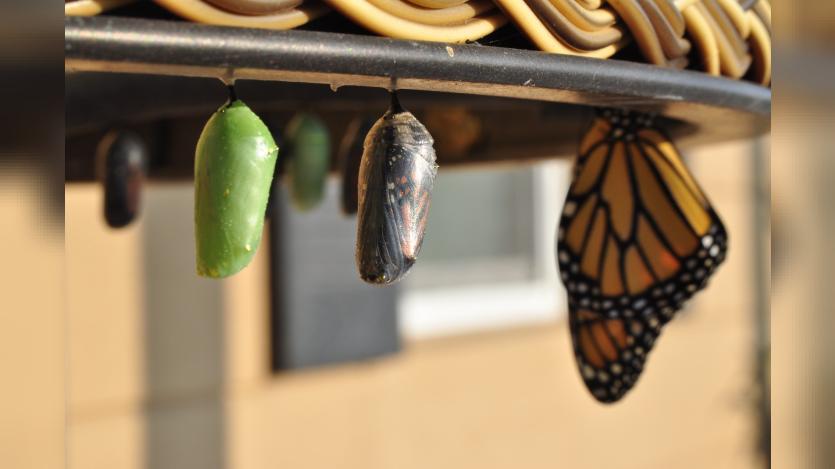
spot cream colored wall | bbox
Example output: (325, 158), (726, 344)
(0, 172), (65, 469)
(770, 100), (824, 469)
(66, 140), (763, 469)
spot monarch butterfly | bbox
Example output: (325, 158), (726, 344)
(557, 108), (727, 403)
(356, 92), (438, 285)
(194, 86), (279, 278)
(285, 112), (331, 212)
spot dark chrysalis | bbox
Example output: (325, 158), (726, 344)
(338, 117), (375, 215)
(97, 130), (147, 228)
(355, 92), (438, 285)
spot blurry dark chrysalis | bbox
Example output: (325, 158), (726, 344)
(97, 130), (147, 228)
(355, 92), (438, 285)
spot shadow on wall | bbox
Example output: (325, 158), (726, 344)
(142, 186), (225, 469)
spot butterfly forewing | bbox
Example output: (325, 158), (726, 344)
(557, 108), (728, 402)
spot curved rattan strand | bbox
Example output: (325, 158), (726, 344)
(67, 0), (772, 84)
(637, 0), (690, 60)
(696, 2), (750, 78)
(526, 0), (624, 51)
(549, 0), (618, 31)
(715, 0), (750, 38)
(324, 0), (506, 43)
(155, 0), (327, 29)
(494, 0), (626, 57)
(365, 0), (493, 26)
(681, 2), (720, 75)
(65, 0), (137, 15)
(606, 0), (669, 65)
(406, 0), (469, 8)
(202, 0), (303, 15)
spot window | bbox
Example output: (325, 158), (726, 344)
(400, 160), (572, 339)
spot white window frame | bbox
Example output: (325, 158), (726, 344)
(398, 161), (571, 339)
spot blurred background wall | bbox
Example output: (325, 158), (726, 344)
(770, 1), (835, 468)
(0, 171), (65, 469)
(65, 138), (768, 469)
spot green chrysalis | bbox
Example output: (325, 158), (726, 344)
(194, 95), (278, 278)
(284, 113), (330, 211)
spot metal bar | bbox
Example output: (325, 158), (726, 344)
(65, 16), (770, 146)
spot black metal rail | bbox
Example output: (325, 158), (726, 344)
(65, 15), (770, 148)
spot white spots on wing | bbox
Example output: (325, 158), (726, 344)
(563, 201), (577, 216)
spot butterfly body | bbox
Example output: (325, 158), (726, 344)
(558, 109), (727, 402)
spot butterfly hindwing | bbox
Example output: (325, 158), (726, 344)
(557, 108), (728, 402)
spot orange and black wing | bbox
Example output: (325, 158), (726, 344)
(557, 108), (727, 403)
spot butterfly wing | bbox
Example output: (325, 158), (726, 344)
(557, 109), (727, 402)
